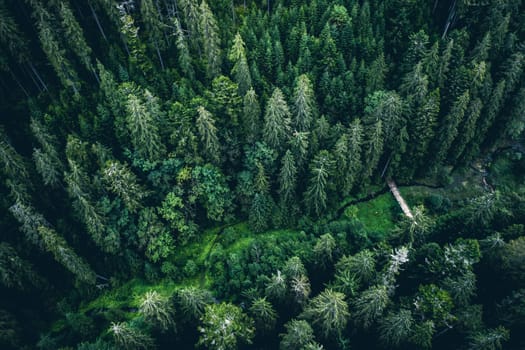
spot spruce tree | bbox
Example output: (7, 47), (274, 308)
(263, 88), (292, 150)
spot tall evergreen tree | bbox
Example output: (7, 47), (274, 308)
(199, 1), (221, 79)
(242, 88), (261, 143)
(278, 150), (297, 203)
(263, 88), (292, 150)
(196, 106), (220, 164)
(292, 74), (317, 132)
(125, 92), (165, 162)
(305, 150), (334, 217)
(229, 33), (252, 95)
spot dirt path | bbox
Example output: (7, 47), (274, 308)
(387, 178), (414, 219)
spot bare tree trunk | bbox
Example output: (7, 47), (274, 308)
(23, 65), (42, 92)
(28, 63), (48, 92)
(155, 43), (165, 70)
(91, 67), (100, 84)
(442, 0), (457, 39)
(88, 1), (108, 42)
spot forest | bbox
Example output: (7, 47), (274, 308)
(0, 0), (525, 349)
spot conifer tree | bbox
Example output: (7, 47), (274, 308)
(30, 117), (63, 187)
(172, 17), (194, 78)
(126, 92), (165, 162)
(196, 106), (220, 163)
(363, 119), (384, 178)
(102, 161), (145, 213)
(280, 319), (316, 350)
(433, 89), (470, 165)
(198, 303), (254, 350)
(249, 297), (277, 333)
(278, 150), (297, 203)
(109, 322), (154, 350)
(263, 88), (292, 150)
(378, 309), (415, 347)
(293, 74), (316, 132)
(140, 0), (166, 69)
(176, 287), (213, 322)
(31, 2), (79, 94)
(37, 226), (96, 285)
(139, 291), (175, 331)
(0, 242), (42, 290)
(57, 1), (93, 72)
(305, 150), (334, 217)
(229, 33), (252, 95)
(353, 285), (389, 328)
(179, 0), (200, 47)
(302, 289), (349, 338)
(8, 201), (49, 247)
(199, 1), (221, 79)
(242, 88), (261, 143)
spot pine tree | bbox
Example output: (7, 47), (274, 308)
(292, 74), (316, 132)
(433, 89), (470, 165)
(172, 17), (194, 78)
(139, 291), (175, 331)
(199, 1), (221, 79)
(363, 119), (384, 178)
(353, 285), (389, 329)
(117, 6), (152, 76)
(263, 88), (292, 150)
(30, 2), (80, 94)
(408, 89), (439, 173)
(305, 150), (334, 217)
(109, 322), (154, 350)
(196, 106), (220, 163)
(249, 297), (277, 333)
(278, 150), (297, 203)
(468, 326), (509, 350)
(378, 309), (415, 347)
(176, 287), (213, 322)
(102, 161), (145, 213)
(302, 289), (349, 338)
(0, 127), (30, 202)
(249, 192), (271, 233)
(229, 33), (252, 95)
(179, 0), (200, 47)
(30, 117), (63, 187)
(140, 0), (166, 69)
(198, 303), (255, 350)
(450, 98), (483, 163)
(335, 249), (376, 287)
(8, 201), (49, 246)
(280, 319), (316, 350)
(57, 1), (93, 72)
(37, 226), (96, 285)
(242, 88), (261, 143)
(125, 92), (165, 162)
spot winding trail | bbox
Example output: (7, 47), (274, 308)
(387, 178), (413, 219)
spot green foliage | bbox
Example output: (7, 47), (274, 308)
(109, 321), (154, 350)
(2, 1), (525, 349)
(139, 290), (175, 331)
(197, 303), (254, 350)
(302, 289), (349, 338)
(176, 287), (213, 322)
(280, 319), (316, 350)
(352, 285), (389, 329)
(263, 88), (291, 150)
(249, 297), (277, 333)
